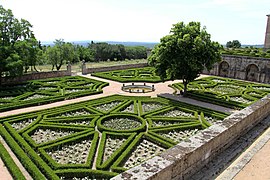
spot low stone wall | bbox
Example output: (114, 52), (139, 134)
(2, 68), (71, 85)
(82, 63), (148, 75)
(112, 94), (270, 180)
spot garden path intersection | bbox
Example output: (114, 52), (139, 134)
(0, 73), (270, 179)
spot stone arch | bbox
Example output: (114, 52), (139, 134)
(246, 64), (259, 82)
(218, 61), (230, 77)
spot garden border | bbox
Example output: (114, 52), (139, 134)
(112, 93), (270, 180)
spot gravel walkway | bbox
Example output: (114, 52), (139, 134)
(158, 93), (236, 114)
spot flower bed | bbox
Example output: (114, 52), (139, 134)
(92, 67), (168, 83)
(0, 76), (108, 112)
(172, 76), (270, 108)
(0, 95), (228, 179)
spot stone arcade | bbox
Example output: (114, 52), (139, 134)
(206, 55), (270, 83)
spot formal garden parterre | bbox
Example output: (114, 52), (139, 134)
(92, 67), (168, 83)
(172, 76), (270, 109)
(0, 95), (228, 179)
(0, 76), (108, 112)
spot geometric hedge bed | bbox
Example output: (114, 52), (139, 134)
(172, 76), (270, 109)
(0, 95), (228, 179)
(0, 76), (108, 112)
(92, 67), (168, 83)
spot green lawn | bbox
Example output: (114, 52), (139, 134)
(34, 59), (148, 73)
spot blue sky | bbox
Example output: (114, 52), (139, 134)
(1, 0), (270, 44)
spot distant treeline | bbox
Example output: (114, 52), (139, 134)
(40, 40), (148, 70)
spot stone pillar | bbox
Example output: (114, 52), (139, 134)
(67, 61), (72, 75)
(82, 60), (87, 75)
(264, 14), (270, 50)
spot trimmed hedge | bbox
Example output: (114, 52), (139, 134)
(149, 124), (203, 145)
(96, 132), (136, 170)
(22, 124), (90, 148)
(0, 94), (230, 179)
(0, 125), (47, 179)
(111, 133), (174, 173)
(172, 76), (270, 109)
(0, 140), (26, 180)
(39, 131), (98, 170)
(97, 114), (146, 133)
(0, 76), (108, 112)
(92, 67), (169, 83)
(55, 169), (118, 179)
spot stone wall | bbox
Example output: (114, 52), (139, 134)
(112, 94), (270, 180)
(1, 64), (72, 85)
(82, 62), (148, 75)
(204, 55), (270, 84)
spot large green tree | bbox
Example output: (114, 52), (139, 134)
(226, 40), (241, 48)
(0, 5), (38, 84)
(46, 39), (78, 71)
(148, 21), (222, 96)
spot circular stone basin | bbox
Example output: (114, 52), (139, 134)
(122, 83), (154, 93)
(97, 114), (146, 132)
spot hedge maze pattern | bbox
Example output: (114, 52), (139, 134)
(0, 95), (227, 179)
(0, 76), (108, 112)
(92, 67), (168, 83)
(172, 76), (270, 109)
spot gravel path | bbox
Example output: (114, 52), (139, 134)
(0, 156), (12, 180)
(158, 93), (236, 114)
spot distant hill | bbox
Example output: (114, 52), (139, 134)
(41, 40), (159, 48)
(41, 41), (263, 49)
(241, 44), (264, 48)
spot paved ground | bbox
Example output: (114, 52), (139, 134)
(158, 93), (236, 114)
(0, 158), (12, 180)
(0, 74), (270, 179)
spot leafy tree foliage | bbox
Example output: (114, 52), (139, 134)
(226, 40), (241, 48)
(148, 21), (222, 95)
(89, 42), (147, 61)
(39, 41), (147, 70)
(45, 39), (79, 70)
(0, 5), (40, 84)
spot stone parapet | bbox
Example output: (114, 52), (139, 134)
(1, 70), (71, 85)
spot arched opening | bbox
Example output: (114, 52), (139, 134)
(218, 61), (230, 77)
(246, 64), (259, 81)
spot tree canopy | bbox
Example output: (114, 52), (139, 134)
(226, 40), (241, 48)
(0, 5), (39, 84)
(148, 21), (222, 95)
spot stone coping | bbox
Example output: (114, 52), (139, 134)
(222, 54), (270, 61)
(112, 94), (270, 180)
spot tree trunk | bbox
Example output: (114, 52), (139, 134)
(33, 65), (38, 72)
(183, 82), (188, 97)
(182, 78), (188, 97)
(0, 74), (2, 86)
(56, 64), (61, 71)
